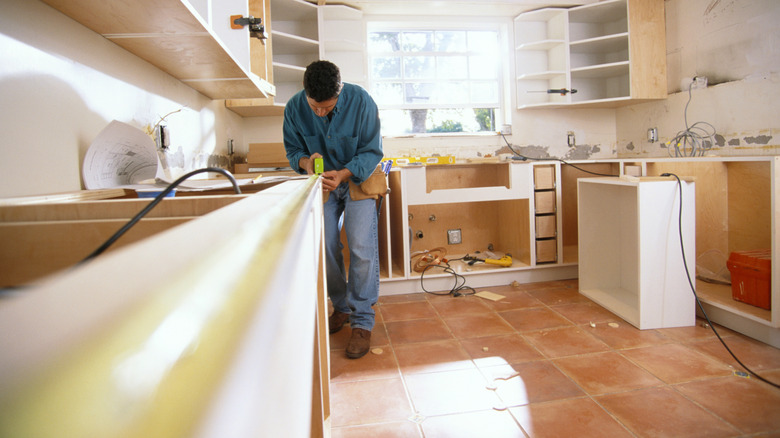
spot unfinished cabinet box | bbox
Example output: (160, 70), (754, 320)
(514, 0), (667, 108)
(578, 176), (696, 329)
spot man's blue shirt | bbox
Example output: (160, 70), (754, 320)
(283, 83), (383, 184)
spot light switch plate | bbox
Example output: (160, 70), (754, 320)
(447, 229), (462, 245)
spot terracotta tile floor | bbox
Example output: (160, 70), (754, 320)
(328, 280), (780, 438)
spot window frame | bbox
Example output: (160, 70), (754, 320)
(366, 19), (511, 137)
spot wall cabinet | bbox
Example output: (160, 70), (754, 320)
(41, 0), (275, 100)
(514, 0), (666, 108)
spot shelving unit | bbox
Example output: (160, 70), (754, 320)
(40, 0), (274, 99)
(321, 5), (366, 88)
(227, 0), (322, 117)
(513, 8), (569, 107)
(578, 177), (696, 329)
(514, 0), (666, 108)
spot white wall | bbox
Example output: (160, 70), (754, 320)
(0, 0), (245, 198)
(617, 0), (780, 158)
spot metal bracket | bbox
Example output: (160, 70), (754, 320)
(230, 15), (268, 41)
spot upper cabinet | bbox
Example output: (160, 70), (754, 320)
(514, 0), (666, 108)
(226, 0), (323, 117)
(320, 5), (366, 88)
(41, 0), (275, 100)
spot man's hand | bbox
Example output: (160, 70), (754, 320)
(299, 153), (323, 175)
(321, 168), (352, 192)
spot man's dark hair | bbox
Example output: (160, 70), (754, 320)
(303, 60), (341, 102)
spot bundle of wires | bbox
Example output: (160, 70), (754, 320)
(667, 78), (717, 157)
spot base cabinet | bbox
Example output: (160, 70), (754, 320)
(578, 177), (696, 329)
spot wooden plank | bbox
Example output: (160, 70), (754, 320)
(0, 196), (245, 222)
(425, 164), (510, 192)
(727, 161), (772, 252)
(627, 0), (667, 98)
(646, 161), (729, 261)
(0, 218), (192, 287)
(248, 142), (289, 167)
(0, 189), (132, 206)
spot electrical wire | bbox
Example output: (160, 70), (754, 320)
(499, 132), (617, 177)
(667, 80), (717, 157)
(79, 167), (242, 264)
(663, 172), (779, 389)
(419, 258), (476, 297)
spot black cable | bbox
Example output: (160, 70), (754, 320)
(419, 260), (476, 297)
(662, 172), (779, 389)
(79, 167), (241, 264)
(499, 132), (617, 177)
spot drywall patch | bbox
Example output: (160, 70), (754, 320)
(714, 134), (726, 147)
(728, 138), (740, 146)
(626, 142), (635, 151)
(743, 135), (772, 144)
(513, 145), (552, 159)
(564, 144), (599, 160)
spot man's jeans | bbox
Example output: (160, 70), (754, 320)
(323, 182), (380, 331)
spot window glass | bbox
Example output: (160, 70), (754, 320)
(368, 25), (502, 136)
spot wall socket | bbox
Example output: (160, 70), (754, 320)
(500, 124), (512, 135)
(648, 127), (658, 143)
(447, 229), (462, 245)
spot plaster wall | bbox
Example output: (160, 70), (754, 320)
(617, 0), (780, 158)
(0, 0), (245, 198)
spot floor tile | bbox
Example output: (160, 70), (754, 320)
(404, 368), (502, 416)
(498, 307), (572, 332)
(480, 361), (585, 406)
(675, 375), (780, 434)
(442, 313), (515, 339)
(330, 377), (414, 427)
(552, 351), (663, 395)
(550, 302), (621, 325)
(378, 293), (428, 304)
(596, 386), (739, 437)
(526, 286), (591, 306)
(384, 318), (453, 344)
(477, 289), (545, 311)
(510, 398), (634, 438)
(522, 326), (610, 358)
(331, 421), (422, 438)
(426, 294), (493, 317)
(420, 409), (524, 438)
(655, 318), (735, 343)
(394, 340), (475, 374)
(459, 334), (544, 367)
(330, 344), (400, 382)
(687, 334), (780, 371)
(587, 321), (672, 350)
(621, 343), (733, 384)
(379, 301), (438, 322)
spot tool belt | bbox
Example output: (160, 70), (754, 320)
(322, 164), (388, 202)
(349, 165), (388, 201)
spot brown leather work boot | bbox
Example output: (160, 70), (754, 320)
(328, 311), (350, 334)
(346, 328), (371, 359)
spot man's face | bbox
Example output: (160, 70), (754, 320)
(307, 96), (338, 118)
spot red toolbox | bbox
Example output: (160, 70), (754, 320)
(727, 249), (772, 310)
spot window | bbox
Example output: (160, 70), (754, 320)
(367, 26), (503, 136)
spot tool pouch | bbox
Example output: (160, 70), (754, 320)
(349, 165), (388, 201)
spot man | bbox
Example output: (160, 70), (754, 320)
(283, 60), (383, 359)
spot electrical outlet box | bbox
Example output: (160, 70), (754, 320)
(447, 229), (462, 245)
(500, 124), (512, 135)
(567, 131), (575, 147)
(648, 127), (658, 143)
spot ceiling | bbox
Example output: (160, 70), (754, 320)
(317, 0), (596, 17)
